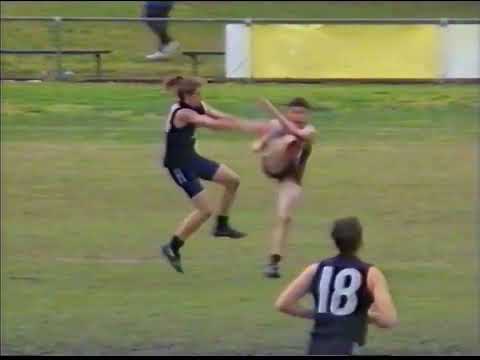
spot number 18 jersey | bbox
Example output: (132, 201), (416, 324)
(310, 255), (374, 346)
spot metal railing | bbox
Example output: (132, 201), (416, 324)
(2, 16), (480, 23)
(1, 17), (479, 80)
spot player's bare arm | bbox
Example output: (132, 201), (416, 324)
(367, 267), (398, 329)
(202, 101), (235, 120)
(274, 264), (318, 319)
(178, 108), (259, 133)
(202, 101), (273, 138)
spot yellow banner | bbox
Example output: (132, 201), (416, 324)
(252, 25), (441, 79)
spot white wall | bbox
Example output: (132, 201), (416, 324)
(225, 24), (251, 79)
(445, 24), (480, 79)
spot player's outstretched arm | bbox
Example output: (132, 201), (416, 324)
(367, 267), (398, 329)
(203, 101), (275, 137)
(202, 101), (235, 120)
(274, 264), (317, 319)
(179, 109), (265, 134)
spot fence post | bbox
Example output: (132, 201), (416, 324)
(440, 18), (449, 82)
(245, 18), (254, 83)
(53, 16), (64, 80)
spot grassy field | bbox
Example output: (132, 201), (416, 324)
(2, 1), (480, 78)
(1, 81), (479, 355)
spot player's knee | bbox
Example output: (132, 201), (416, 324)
(197, 207), (213, 220)
(225, 174), (240, 190)
(232, 175), (240, 189)
(197, 204), (213, 221)
(278, 215), (292, 225)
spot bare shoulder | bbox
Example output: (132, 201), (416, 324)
(307, 124), (317, 131)
(304, 263), (319, 276)
(303, 124), (317, 135)
(173, 108), (199, 127)
(177, 107), (195, 117)
(302, 124), (317, 143)
(367, 266), (387, 289)
(368, 266), (385, 278)
(176, 108), (197, 120)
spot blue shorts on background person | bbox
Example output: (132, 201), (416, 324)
(143, 1), (180, 60)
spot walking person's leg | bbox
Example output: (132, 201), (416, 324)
(157, 4), (180, 56)
(144, 4), (179, 60)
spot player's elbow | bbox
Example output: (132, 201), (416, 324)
(385, 313), (399, 328)
(274, 299), (290, 313)
(378, 320), (398, 329)
(377, 314), (398, 329)
(274, 299), (284, 311)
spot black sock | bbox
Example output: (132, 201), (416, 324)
(217, 215), (229, 228)
(270, 254), (282, 265)
(170, 236), (184, 256)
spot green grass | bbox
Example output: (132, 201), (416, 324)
(1, 1), (480, 78)
(1, 82), (479, 355)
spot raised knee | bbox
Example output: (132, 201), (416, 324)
(226, 174), (240, 189)
(232, 176), (240, 188)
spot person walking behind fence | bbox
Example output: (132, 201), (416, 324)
(143, 1), (180, 60)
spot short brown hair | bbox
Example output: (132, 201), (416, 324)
(288, 97), (311, 109)
(331, 217), (363, 256)
(176, 78), (202, 101)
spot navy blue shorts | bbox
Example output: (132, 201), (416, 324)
(166, 156), (220, 198)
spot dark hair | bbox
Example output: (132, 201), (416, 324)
(331, 217), (363, 256)
(176, 78), (202, 101)
(288, 97), (311, 109)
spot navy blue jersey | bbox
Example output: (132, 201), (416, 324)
(310, 255), (373, 346)
(163, 101), (206, 168)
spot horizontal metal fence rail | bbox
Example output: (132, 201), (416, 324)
(1, 17), (480, 24)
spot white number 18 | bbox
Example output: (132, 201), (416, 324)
(317, 266), (362, 316)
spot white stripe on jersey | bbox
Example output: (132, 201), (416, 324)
(165, 103), (181, 132)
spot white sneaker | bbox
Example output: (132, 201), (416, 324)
(145, 51), (169, 61)
(160, 41), (180, 56)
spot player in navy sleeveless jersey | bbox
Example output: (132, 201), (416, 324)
(275, 217), (398, 355)
(160, 77), (262, 273)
